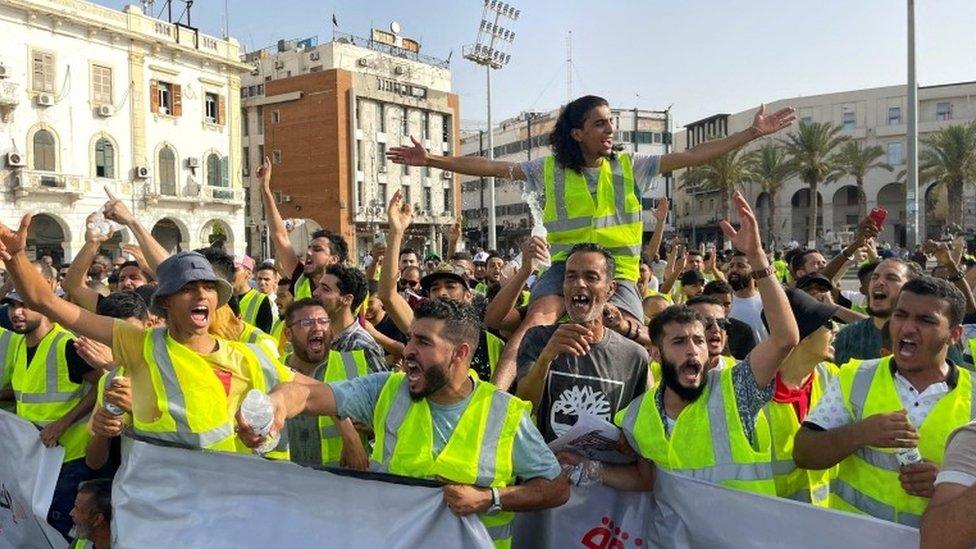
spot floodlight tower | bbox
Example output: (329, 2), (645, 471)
(463, 0), (519, 250)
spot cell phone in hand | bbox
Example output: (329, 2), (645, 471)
(869, 208), (887, 230)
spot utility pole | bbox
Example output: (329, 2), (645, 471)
(906, 0), (919, 249)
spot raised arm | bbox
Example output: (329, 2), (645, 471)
(484, 237), (547, 333)
(377, 190), (417, 335)
(0, 215), (114, 346)
(388, 136), (524, 179)
(642, 197), (669, 262)
(719, 193), (799, 387)
(257, 157), (301, 275)
(821, 217), (878, 283)
(63, 213), (114, 312)
(446, 219), (462, 259)
(925, 239), (976, 314)
(661, 105), (796, 173)
(102, 188), (169, 273)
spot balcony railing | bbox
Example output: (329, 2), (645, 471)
(12, 170), (88, 199)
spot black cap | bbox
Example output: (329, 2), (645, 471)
(762, 286), (839, 341)
(795, 273), (835, 292)
(679, 270), (706, 286)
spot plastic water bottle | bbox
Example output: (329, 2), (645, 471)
(239, 389), (280, 455)
(895, 446), (922, 467)
(104, 378), (125, 416)
(283, 218), (306, 233)
(88, 212), (123, 236)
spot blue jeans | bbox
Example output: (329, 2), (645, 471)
(48, 458), (89, 540)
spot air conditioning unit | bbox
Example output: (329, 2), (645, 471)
(393, 66), (404, 75)
(357, 58), (368, 67)
(135, 166), (151, 179)
(96, 104), (113, 117)
(0, 65), (8, 78)
(441, 171), (452, 180)
(36, 93), (55, 106)
(6, 151), (25, 167)
(274, 60), (285, 69)
(309, 51), (320, 61)
(186, 157), (200, 169)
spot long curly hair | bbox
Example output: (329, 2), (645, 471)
(550, 95), (610, 174)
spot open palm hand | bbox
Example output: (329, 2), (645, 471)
(751, 104), (797, 136)
(720, 192), (763, 257)
(0, 214), (32, 260)
(387, 136), (428, 167)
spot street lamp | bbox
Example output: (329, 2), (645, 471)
(464, 0), (519, 251)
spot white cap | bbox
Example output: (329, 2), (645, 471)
(473, 252), (490, 263)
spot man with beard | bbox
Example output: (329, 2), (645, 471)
(68, 479), (112, 549)
(795, 277), (975, 526)
(243, 299), (569, 548)
(312, 264), (385, 374)
(474, 252), (505, 296)
(566, 192), (799, 495)
(0, 287), (101, 539)
(257, 157), (348, 300)
(702, 280), (757, 360)
(233, 255), (274, 334)
(279, 298), (368, 470)
(727, 251), (769, 343)
(379, 190), (504, 382)
(832, 258), (922, 367)
(516, 243), (650, 443)
(685, 295), (737, 371)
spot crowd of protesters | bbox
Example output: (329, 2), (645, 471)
(1, 95), (975, 548)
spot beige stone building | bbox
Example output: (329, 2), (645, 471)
(670, 81), (976, 249)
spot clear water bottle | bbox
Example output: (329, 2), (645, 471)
(283, 218), (306, 233)
(88, 212), (123, 236)
(239, 389), (280, 455)
(104, 378), (125, 416)
(895, 446), (922, 467)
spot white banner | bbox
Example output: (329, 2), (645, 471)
(514, 470), (920, 549)
(112, 439), (493, 548)
(0, 410), (67, 549)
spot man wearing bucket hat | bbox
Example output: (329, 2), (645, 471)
(0, 214), (303, 458)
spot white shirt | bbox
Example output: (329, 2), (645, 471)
(729, 293), (768, 342)
(805, 363), (953, 430)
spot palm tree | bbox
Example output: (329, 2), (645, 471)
(917, 121), (976, 227)
(744, 141), (795, 246)
(827, 141), (893, 218)
(678, 144), (752, 228)
(781, 121), (849, 247)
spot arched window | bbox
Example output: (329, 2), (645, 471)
(158, 146), (176, 195)
(94, 138), (115, 178)
(206, 153), (221, 186)
(32, 129), (56, 171)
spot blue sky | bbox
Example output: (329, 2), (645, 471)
(99, 0), (974, 128)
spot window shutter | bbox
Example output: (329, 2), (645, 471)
(221, 156), (229, 186)
(150, 80), (159, 113)
(172, 84), (182, 117)
(218, 95), (226, 125)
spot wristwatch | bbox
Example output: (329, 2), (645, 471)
(750, 264), (775, 280)
(486, 487), (502, 516)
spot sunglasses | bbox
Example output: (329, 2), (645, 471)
(289, 317), (329, 328)
(702, 317), (731, 331)
(398, 279), (420, 288)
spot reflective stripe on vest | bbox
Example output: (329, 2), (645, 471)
(239, 290), (268, 326)
(542, 154), (643, 281)
(12, 330), (82, 403)
(0, 328), (15, 385)
(832, 357), (975, 525)
(316, 351), (368, 463)
(133, 329), (235, 449)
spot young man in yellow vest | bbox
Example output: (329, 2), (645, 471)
(0, 217), (315, 460)
(241, 299), (569, 548)
(388, 95), (796, 391)
(256, 156), (348, 300)
(279, 298), (369, 470)
(559, 193), (800, 495)
(378, 190), (504, 383)
(1, 287), (102, 539)
(794, 276), (976, 526)
(234, 254), (273, 334)
(68, 478), (112, 549)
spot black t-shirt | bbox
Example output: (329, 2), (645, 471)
(373, 314), (408, 345)
(727, 317), (758, 360)
(470, 331), (499, 383)
(238, 293), (274, 333)
(26, 339), (95, 384)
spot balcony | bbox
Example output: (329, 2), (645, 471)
(12, 170), (88, 201)
(202, 185), (245, 206)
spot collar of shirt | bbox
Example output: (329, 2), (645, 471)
(889, 357), (958, 391)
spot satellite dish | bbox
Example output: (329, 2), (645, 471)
(390, 21), (401, 34)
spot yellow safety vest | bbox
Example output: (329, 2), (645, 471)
(295, 274), (312, 300)
(831, 357), (975, 526)
(314, 350), (369, 464)
(0, 327), (23, 388)
(773, 260), (790, 284)
(239, 323), (280, 359)
(763, 362), (838, 505)
(132, 328), (290, 459)
(271, 318), (291, 355)
(371, 372), (529, 548)
(542, 154), (643, 281)
(615, 366), (776, 495)
(649, 355), (736, 388)
(70, 539), (93, 549)
(10, 324), (91, 462)
(485, 331), (503, 381)
(239, 289), (270, 328)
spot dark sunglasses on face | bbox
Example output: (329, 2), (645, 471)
(703, 317), (731, 331)
(398, 279), (420, 288)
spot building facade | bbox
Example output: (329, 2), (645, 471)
(670, 81), (976, 249)
(459, 107), (670, 254)
(241, 28), (459, 262)
(0, 0), (249, 264)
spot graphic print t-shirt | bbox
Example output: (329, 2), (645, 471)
(517, 324), (650, 442)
